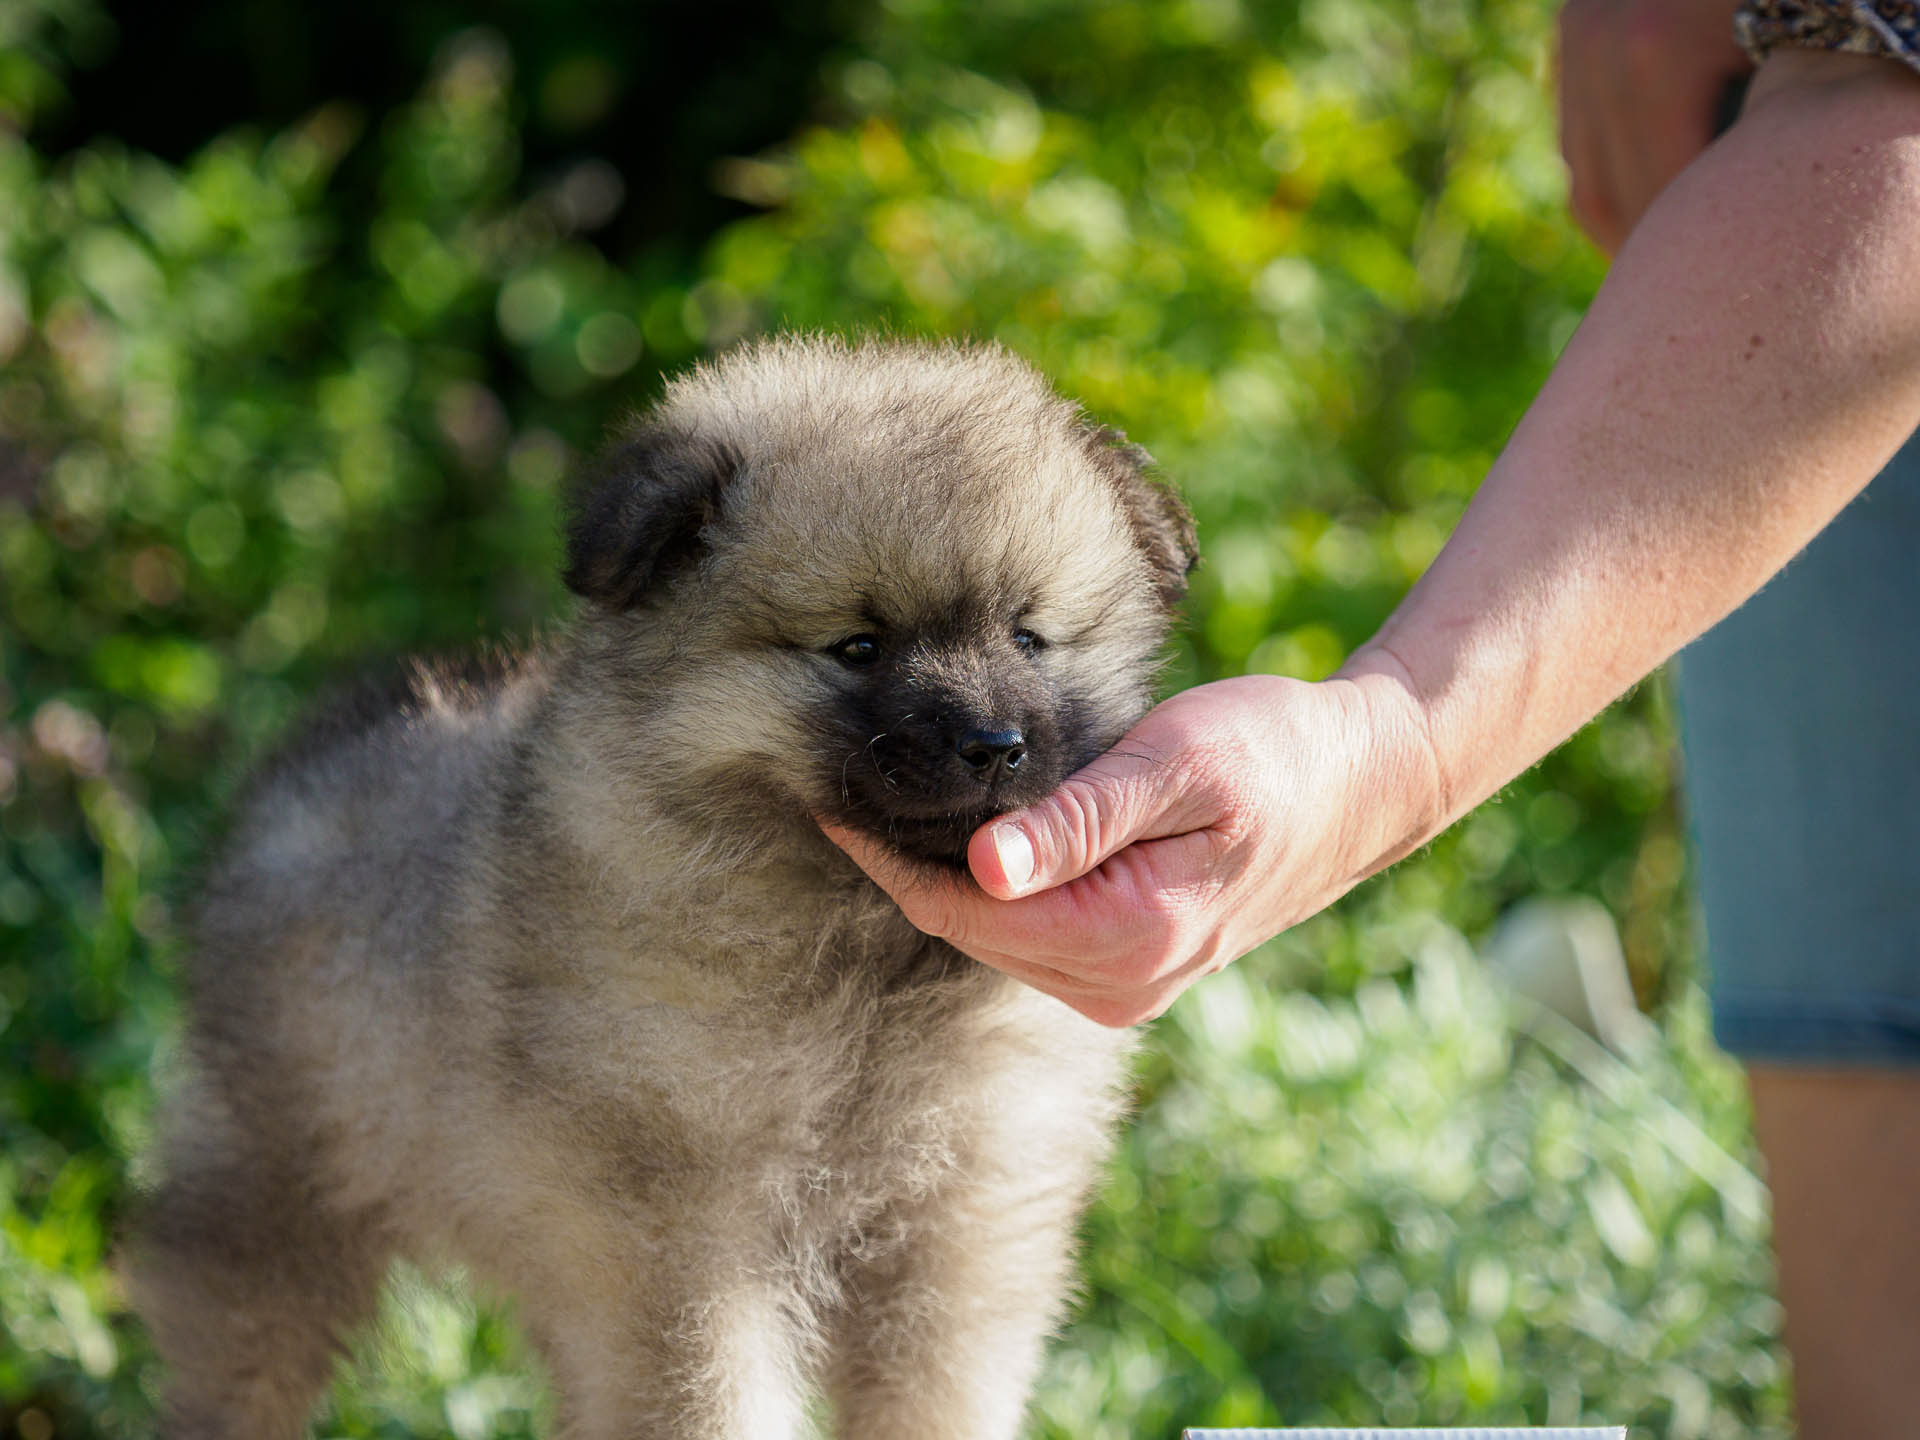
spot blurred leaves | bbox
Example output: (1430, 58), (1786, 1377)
(1039, 945), (1782, 1439)
(1, 1), (1779, 1437)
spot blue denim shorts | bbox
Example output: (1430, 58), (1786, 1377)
(1676, 429), (1920, 1065)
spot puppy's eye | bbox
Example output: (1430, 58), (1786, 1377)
(1013, 628), (1045, 653)
(831, 634), (882, 667)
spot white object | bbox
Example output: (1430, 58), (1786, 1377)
(1481, 895), (1654, 1054)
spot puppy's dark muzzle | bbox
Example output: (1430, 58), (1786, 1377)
(956, 727), (1025, 785)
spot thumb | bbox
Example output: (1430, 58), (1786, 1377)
(966, 724), (1212, 900)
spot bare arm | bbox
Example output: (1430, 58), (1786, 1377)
(827, 48), (1920, 1026)
(1352, 49), (1920, 832)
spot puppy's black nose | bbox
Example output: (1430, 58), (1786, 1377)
(956, 727), (1026, 783)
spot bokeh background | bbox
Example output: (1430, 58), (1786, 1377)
(0, 1), (1789, 1436)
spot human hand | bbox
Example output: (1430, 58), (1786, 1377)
(822, 665), (1441, 1027)
(1558, 0), (1752, 254)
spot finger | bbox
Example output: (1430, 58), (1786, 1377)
(818, 819), (1181, 1021)
(961, 827), (1231, 976)
(833, 807), (1226, 977)
(824, 817), (1228, 1029)
(818, 819), (975, 920)
(972, 942), (1176, 1028)
(1072, 989), (1176, 1029)
(817, 816), (1149, 967)
(974, 948), (1124, 1013)
(966, 724), (1221, 901)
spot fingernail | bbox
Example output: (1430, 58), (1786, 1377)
(992, 824), (1035, 893)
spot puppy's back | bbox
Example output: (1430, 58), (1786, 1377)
(180, 658), (547, 1110)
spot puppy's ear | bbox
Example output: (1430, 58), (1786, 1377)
(563, 429), (739, 609)
(1080, 424), (1198, 607)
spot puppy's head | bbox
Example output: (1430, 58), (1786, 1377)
(564, 335), (1195, 868)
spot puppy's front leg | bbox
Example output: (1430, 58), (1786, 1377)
(824, 1181), (1090, 1440)
(524, 1256), (812, 1440)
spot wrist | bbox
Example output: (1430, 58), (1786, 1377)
(1330, 645), (1450, 876)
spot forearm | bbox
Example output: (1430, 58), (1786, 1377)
(1346, 50), (1920, 842)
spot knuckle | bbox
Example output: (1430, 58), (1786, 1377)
(1157, 733), (1215, 796)
(1082, 994), (1149, 1030)
(1140, 990), (1181, 1025)
(1044, 775), (1117, 870)
(1150, 945), (1191, 986)
(900, 888), (965, 946)
(1150, 739), (1230, 826)
(1156, 697), (1224, 761)
(1192, 925), (1237, 979)
(1124, 909), (1191, 985)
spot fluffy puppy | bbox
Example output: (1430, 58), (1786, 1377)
(129, 335), (1197, 1440)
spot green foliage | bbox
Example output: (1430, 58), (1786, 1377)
(0, 1), (1784, 1437)
(1045, 955), (1782, 1439)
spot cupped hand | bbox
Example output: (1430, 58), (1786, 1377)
(822, 664), (1441, 1027)
(1558, 0), (1753, 254)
